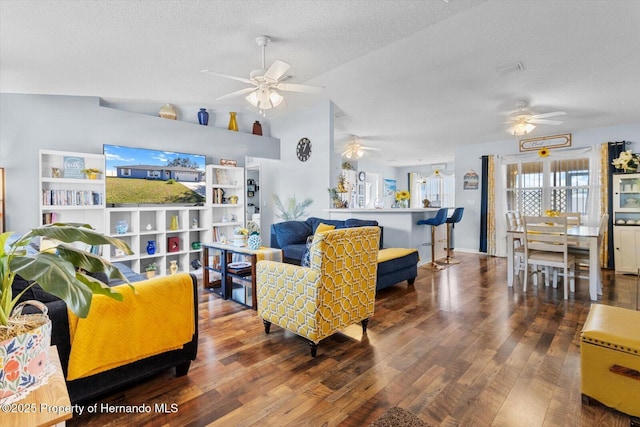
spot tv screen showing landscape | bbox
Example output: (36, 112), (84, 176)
(104, 144), (206, 206)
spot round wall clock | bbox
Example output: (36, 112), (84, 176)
(358, 171), (366, 182)
(296, 138), (312, 162)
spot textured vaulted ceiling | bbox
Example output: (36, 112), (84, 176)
(1, 0), (639, 166)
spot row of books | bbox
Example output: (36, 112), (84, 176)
(42, 212), (59, 224)
(42, 190), (103, 206)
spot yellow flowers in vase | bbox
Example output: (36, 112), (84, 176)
(395, 190), (411, 208)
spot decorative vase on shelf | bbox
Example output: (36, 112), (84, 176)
(399, 200), (409, 208)
(116, 220), (129, 234)
(146, 240), (156, 255)
(228, 112), (239, 131)
(197, 108), (209, 126)
(170, 215), (179, 230)
(252, 120), (262, 135)
(169, 260), (178, 275)
(159, 104), (177, 120)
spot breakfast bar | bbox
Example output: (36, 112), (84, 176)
(326, 208), (447, 265)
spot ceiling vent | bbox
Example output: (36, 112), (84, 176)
(496, 61), (525, 76)
(334, 109), (348, 120)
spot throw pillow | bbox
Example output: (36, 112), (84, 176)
(344, 218), (378, 227)
(301, 235), (314, 267)
(272, 221), (312, 248)
(315, 222), (336, 234)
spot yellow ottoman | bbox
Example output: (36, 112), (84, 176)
(580, 304), (640, 418)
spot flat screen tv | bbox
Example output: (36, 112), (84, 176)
(103, 144), (206, 206)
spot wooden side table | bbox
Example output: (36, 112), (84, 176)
(4, 346), (72, 426)
(203, 243), (282, 309)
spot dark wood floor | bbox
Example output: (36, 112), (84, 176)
(68, 253), (637, 427)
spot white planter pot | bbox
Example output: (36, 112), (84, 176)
(233, 235), (247, 247)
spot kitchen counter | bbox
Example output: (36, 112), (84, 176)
(326, 208), (449, 264)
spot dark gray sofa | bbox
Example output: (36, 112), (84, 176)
(13, 265), (198, 404)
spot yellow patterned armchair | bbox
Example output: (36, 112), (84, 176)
(257, 226), (381, 357)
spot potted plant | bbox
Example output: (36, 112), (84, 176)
(233, 227), (249, 247)
(0, 223), (133, 399)
(144, 262), (158, 279)
(272, 194), (313, 220)
(81, 168), (102, 180)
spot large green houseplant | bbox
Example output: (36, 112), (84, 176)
(0, 223), (133, 399)
(0, 223), (133, 328)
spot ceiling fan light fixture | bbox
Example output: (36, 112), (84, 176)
(343, 145), (364, 160)
(509, 120), (536, 136)
(246, 88), (284, 110)
(269, 90), (284, 107)
(245, 91), (259, 107)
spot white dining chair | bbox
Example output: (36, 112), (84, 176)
(558, 212), (581, 226)
(523, 216), (576, 299)
(569, 213), (608, 280)
(506, 212), (525, 277)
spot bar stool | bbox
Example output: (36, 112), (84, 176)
(417, 208), (449, 270)
(440, 207), (464, 265)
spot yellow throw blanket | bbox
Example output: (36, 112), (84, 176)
(378, 248), (418, 264)
(66, 273), (195, 381)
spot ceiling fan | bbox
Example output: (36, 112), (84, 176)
(201, 36), (323, 112)
(341, 137), (381, 160)
(505, 100), (566, 136)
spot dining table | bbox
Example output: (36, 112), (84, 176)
(507, 225), (602, 301)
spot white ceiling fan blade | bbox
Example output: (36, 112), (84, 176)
(275, 82), (324, 93)
(263, 60), (291, 82)
(530, 111), (566, 119)
(216, 87), (257, 101)
(362, 146), (381, 151)
(528, 118), (563, 125)
(201, 69), (254, 85)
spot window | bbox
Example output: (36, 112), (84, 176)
(121, 168), (131, 177)
(413, 172), (455, 207)
(506, 158), (590, 216)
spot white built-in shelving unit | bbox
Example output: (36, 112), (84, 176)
(104, 206), (210, 276)
(206, 164), (246, 242)
(39, 149), (106, 232)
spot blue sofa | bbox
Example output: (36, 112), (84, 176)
(270, 216), (382, 265)
(270, 217), (417, 291)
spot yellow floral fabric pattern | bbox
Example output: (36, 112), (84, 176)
(257, 226), (380, 343)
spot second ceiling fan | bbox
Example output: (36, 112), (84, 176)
(201, 36), (323, 111)
(341, 137), (381, 160)
(505, 100), (566, 136)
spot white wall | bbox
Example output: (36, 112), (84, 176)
(453, 123), (640, 253)
(0, 93), (280, 233)
(247, 101), (334, 245)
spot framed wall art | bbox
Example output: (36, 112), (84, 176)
(519, 133), (572, 152)
(463, 170), (479, 190)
